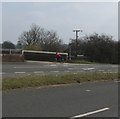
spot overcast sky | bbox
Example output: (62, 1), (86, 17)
(1, 2), (118, 44)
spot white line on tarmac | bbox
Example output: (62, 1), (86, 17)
(34, 71), (44, 74)
(73, 72), (77, 74)
(14, 67), (40, 69)
(14, 72), (26, 74)
(82, 68), (95, 71)
(114, 80), (120, 83)
(0, 72), (6, 75)
(50, 71), (59, 73)
(85, 89), (91, 92)
(70, 107), (109, 119)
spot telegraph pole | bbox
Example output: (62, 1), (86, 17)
(69, 44), (72, 60)
(73, 29), (82, 59)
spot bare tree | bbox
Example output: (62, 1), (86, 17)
(42, 30), (63, 52)
(18, 24), (64, 51)
(18, 24), (43, 50)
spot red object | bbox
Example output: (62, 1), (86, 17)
(56, 53), (61, 58)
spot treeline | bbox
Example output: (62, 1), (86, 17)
(69, 33), (119, 64)
(2, 24), (119, 64)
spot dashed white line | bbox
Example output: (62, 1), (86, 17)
(34, 71), (44, 74)
(50, 71), (59, 73)
(70, 107), (110, 118)
(85, 89), (91, 92)
(114, 79), (120, 83)
(111, 65), (118, 68)
(14, 72), (26, 74)
(103, 71), (116, 73)
(73, 73), (77, 74)
(82, 68), (95, 71)
(0, 72), (6, 75)
(14, 67), (40, 69)
(63, 64), (69, 67)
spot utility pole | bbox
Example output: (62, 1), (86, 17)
(73, 29), (82, 59)
(69, 44), (72, 60)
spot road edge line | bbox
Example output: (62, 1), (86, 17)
(70, 107), (110, 119)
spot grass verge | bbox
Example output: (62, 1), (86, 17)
(2, 72), (119, 90)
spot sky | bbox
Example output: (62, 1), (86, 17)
(1, 1), (118, 44)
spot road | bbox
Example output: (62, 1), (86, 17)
(2, 80), (118, 117)
(2, 61), (118, 77)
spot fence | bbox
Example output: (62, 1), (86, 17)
(1, 49), (24, 62)
(0, 49), (22, 55)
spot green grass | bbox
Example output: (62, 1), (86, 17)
(2, 72), (119, 90)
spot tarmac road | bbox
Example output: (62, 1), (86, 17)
(2, 80), (118, 118)
(2, 61), (118, 77)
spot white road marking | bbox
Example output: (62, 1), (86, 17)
(63, 64), (69, 67)
(85, 89), (91, 92)
(73, 73), (77, 74)
(103, 71), (116, 73)
(34, 71), (44, 74)
(82, 68), (95, 71)
(79, 64), (90, 65)
(14, 67), (40, 69)
(111, 65), (118, 68)
(14, 72), (26, 74)
(50, 71), (59, 73)
(0, 72), (6, 75)
(114, 79), (120, 83)
(70, 107), (109, 118)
